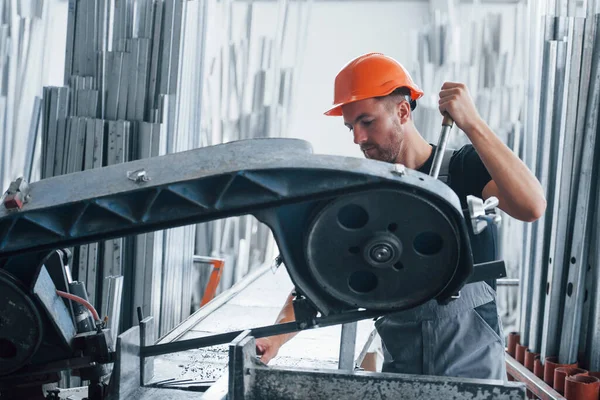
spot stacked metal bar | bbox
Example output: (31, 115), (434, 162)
(40, 0), (197, 340)
(516, 0), (600, 372)
(38, 0), (309, 342)
(0, 0), (47, 190)
(191, 0), (312, 312)
(412, 1), (600, 373)
(410, 3), (528, 336)
(412, 6), (526, 150)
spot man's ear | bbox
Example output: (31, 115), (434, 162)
(397, 100), (411, 124)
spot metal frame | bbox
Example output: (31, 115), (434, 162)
(0, 137), (489, 319)
(2, 137), (462, 257)
(106, 325), (527, 400)
(222, 330), (526, 400)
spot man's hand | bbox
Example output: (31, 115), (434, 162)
(437, 82), (547, 222)
(256, 337), (281, 364)
(438, 82), (483, 134)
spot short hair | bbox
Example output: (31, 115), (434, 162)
(376, 87), (417, 112)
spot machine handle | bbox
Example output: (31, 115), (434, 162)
(429, 112), (455, 179)
(442, 113), (454, 127)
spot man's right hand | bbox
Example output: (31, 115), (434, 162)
(255, 337), (281, 364)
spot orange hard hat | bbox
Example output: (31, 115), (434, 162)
(324, 52), (424, 116)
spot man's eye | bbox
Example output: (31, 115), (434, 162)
(362, 120), (373, 126)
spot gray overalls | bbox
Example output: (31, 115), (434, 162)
(375, 149), (507, 380)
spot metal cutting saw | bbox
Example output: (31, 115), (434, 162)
(0, 136), (525, 399)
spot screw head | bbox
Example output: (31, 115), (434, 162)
(370, 244), (393, 263)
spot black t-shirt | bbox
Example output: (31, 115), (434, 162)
(417, 143), (498, 280)
(417, 144), (493, 210)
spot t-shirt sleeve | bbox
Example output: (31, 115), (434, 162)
(455, 144), (492, 199)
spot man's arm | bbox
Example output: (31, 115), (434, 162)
(255, 291), (298, 364)
(438, 82), (547, 222)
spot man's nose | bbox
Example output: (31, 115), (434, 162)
(353, 127), (367, 145)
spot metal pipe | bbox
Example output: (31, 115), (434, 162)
(429, 114), (454, 179)
(528, 38), (558, 353)
(540, 17), (572, 361)
(558, 13), (600, 364)
(505, 354), (566, 400)
(520, 11), (553, 346)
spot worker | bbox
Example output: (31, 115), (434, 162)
(255, 52), (546, 379)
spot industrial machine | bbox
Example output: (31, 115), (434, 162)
(0, 137), (525, 399)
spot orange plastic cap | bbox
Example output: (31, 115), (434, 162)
(324, 52), (424, 116)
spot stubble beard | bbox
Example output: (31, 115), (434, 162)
(362, 119), (404, 164)
(370, 134), (402, 164)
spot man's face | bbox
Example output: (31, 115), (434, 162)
(341, 98), (405, 164)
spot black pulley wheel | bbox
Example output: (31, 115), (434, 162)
(0, 270), (43, 375)
(305, 188), (461, 310)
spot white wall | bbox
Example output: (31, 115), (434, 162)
(288, 1), (431, 158)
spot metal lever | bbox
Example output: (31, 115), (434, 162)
(429, 113), (454, 179)
(432, 113), (459, 301)
(467, 195), (502, 234)
(466, 260), (507, 284)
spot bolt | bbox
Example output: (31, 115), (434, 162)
(370, 244), (393, 263)
(127, 169), (150, 184)
(392, 164), (406, 176)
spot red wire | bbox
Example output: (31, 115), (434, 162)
(56, 290), (100, 321)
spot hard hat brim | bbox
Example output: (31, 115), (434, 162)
(323, 93), (383, 116)
(323, 89), (423, 117)
(323, 104), (344, 116)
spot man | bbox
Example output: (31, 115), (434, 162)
(256, 52), (546, 379)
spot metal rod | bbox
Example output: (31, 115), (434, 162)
(528, 38), (558, 353)
(429, 114), (454, 179)
(25, 96), (42, 182)
(497, 278), (520, 287)
(540, 18), (572, 361)
(143, 308), (384, 358)
(520, 14), (555, 348)
(64, 0), (77, 84)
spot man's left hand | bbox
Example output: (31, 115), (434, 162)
(438, 82), (483, 134)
